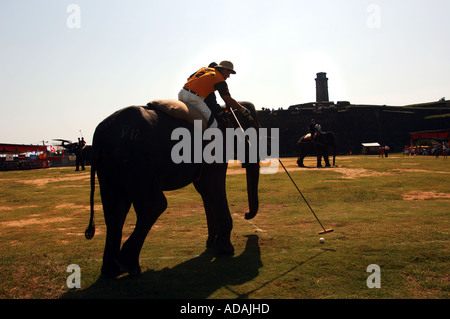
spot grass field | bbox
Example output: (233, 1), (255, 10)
(0, 155), (448, 299)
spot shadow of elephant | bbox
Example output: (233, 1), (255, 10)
(61, 235), (262, 299)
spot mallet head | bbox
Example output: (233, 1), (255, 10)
(318, 228), (334, 235)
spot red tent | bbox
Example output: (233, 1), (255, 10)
(410, 129), (450, 140)
(409, 129), (450, 151)
(0, 143), (47, 154)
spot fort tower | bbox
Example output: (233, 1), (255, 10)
(315, 72), (329, 102)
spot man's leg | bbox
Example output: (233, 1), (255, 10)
(178, 89), (218, 129)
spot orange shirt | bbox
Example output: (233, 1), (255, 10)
(184, 67), (230, 98)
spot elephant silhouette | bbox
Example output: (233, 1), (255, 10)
(85, 102), (261, 276)
(296, 131), (337, 168)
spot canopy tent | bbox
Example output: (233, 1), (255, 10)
(410, 129), (450, 140)
(409, 129), (450, 154)
(0, 143), (47, 155)
(362, 142), (381, 154)
(0, 143), (49, 171)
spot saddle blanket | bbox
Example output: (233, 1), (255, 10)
(147, 99), (207, 131)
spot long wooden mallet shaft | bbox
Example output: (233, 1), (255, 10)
(277, 159), (334, 234)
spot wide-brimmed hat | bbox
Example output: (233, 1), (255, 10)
(216, 60), (236, 74)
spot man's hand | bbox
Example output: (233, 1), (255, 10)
(240, 106), (251, 116)
(221, 94), (254, 122)
(239, 106), (254, 122)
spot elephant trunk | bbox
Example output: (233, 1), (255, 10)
(244, 163), (260, 220)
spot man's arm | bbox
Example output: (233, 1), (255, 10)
(221, 94), (249, 114)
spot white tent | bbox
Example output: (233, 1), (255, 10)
(362, 142), (380, 154)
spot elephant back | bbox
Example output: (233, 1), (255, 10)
(147, 99), (208, 131)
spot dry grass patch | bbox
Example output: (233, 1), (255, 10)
(402, 191), (450, 201)
(0, 217), (73, 228)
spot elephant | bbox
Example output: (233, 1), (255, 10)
(55, 139), (93, 166)
(296, 131), (337, 168)
(84, 101), (261, 277)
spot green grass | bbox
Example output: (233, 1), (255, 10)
(0, 155), (449, 299)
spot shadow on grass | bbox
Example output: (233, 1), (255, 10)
(61, 235), (262, 299)
(224, 248), (334, 299)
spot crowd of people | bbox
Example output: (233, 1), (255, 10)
(403, 143), (448, 158)
(378, 145), (390, 157)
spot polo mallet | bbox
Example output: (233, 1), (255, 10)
(227, 106), (251, 147)
(228, 107), (333, 235)
(277, 159), (334, 235)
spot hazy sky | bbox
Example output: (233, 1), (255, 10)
(1, 0), (449, 144)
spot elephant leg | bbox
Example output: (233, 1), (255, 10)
(317, 154), (323, 167)
(99, 175), (132, 277)
(297, 156), (305, 167)
(297, 143), (306, 167)
(197, 194), (234, 255)
(205, 199), (233, 254)
(194, 166), (234, 255)
(323, 149), (331, 167)
(119, 189), (167, 275)
(312, 144), (322, 168)
(203, 200), (217, 249)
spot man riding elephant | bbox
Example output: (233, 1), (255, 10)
(178, 60), (251, 128)
(297, 130), (337, 168)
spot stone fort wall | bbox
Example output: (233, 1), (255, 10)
(256, 101), (450, 157)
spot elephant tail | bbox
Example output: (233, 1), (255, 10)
(85, 162), (96, 239)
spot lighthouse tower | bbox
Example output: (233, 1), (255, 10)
(315, 72), (329, 102)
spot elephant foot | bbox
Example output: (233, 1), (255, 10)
(325, 164), (331, 167)
(213, 240), (235, 255)
(206, 234), (234, 254)
(317, 165), (323, 168)
(117, 256), (142, 277)
(101, 257), (142, 278)
(297, 159), (305, 167)
(206, 235), (216, 249)
(101, 260), (124, 278)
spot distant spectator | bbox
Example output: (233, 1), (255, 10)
(75, 138), (85, 171)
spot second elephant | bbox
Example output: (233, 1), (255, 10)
(296, 131), (337, 168)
